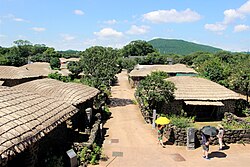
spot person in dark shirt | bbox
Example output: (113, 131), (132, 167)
(201, 133), (210, 160)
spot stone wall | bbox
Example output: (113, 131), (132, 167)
(164, 125), (250, 147)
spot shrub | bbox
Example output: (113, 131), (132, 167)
(135, 71), (175, 114)
(50, 57), (60, 69)
(167, 114), (194, 128)
(77, 143), (102, 165)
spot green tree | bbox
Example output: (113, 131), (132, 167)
(197, 57), (227, 83)
(6, 47), (27, 66)
(121, 40), (155, 57)
(80, 46), (119, 88)
(50, 57), (60, 69)
(67, 61), (83, 79)
(229, 61), (250, 102)
(136, 71), (175, 113)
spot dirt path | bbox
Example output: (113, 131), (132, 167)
(98, 70), (250, 167)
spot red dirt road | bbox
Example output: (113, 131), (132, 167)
(98, 70), (250, 167)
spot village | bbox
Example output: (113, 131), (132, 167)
(0, 52), (249, 166)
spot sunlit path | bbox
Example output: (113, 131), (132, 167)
(98, 70), (250, 167)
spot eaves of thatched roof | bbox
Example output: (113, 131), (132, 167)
(0, 66), (42, 79)
(165, 76), (242, 101)
(0, 86), (77, 164)
(13, 78), (99, 106)
(129, 64), (197, 77)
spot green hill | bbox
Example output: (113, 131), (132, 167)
(148, 38), (222, 55)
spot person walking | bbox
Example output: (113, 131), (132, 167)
(217, 124), (225, 150)
(157, 124), (166, 148)
(201, 132), (210, 160)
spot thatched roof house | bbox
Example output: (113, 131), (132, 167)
(0, 66), (43, 87)
(163, 76), (243, 121)
(129, 64), (197, 87)
(13, 78), (99, 106)
(20, 62), (53, 77)
(0, 86), (77, 166)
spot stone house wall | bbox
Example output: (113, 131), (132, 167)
(162, 100), (183, 115)
(221, 100), (236, 114)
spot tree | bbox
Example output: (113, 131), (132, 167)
(136, 71), (176, 113)
(229, 61), (250, 102)
(67, 61), (83, 79)
(121, 40), (155, 57)
(197, 57), (227, 84)
(50, 57), (60, 69)
(80, 46), (119, 88)
(6, 47), (27, 66)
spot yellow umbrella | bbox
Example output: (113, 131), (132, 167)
(155, 117), (170, 125)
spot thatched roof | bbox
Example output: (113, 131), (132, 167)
(129, 64), (197, 77)
(20, 62), (53, 77)
(165, 76), (242, 101)
(13, 78), (99, 105)
(0, 86), (77, 163)
(59, 57), (80, 64)
(0, 66), (42, 79)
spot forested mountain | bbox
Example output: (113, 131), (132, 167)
(148, 38), (222, 55)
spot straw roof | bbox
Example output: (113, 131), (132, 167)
(20, 62), (54, 77)
(165, 76), (242, 101)
(59, 57), (80, 64)
(0, 86), (77, 163)
(0, 66), (42, 79)
(13, 78), (99, 106)
(129, 64), (197, 77)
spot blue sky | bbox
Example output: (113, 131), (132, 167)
(0, 0), (250, 51)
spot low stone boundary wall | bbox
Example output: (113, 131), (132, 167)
(166, 125), (250, 147)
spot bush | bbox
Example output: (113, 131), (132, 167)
(77, 143), (102, 165)
(135, 71), (175, 114)
(48, 72), (71, 82)
(50, 57), (60, 69)
(167, 114), (194, 128)
(222, 120), (250, 130)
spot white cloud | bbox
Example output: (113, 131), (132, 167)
(126, 25), (150, 35)
(223, 0), (250, 24)
(104, 19), (117, 25)
(74, 10), (84, 15)
(238, 0), (250, 14)
(223, 9), (244, 24)
(61, 34), (75, 41)
(205, 1), (250, 32)
(234, 24), (250, 32)
(31, 27), (46, 32)
(13, 17), (26, 22)
(2, 14), (29, 22)
(204, 23), (227, 32)
(142, 8), (201, 23)
(94, 28), (123, 38)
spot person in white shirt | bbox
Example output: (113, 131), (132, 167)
(217, 124), (224, 150)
